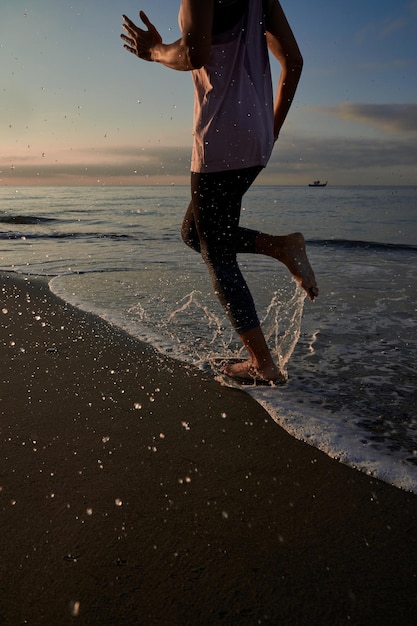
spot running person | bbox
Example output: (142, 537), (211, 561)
(121, 0), (319, 384)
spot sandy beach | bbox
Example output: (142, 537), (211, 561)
(1, 272), (417, 625)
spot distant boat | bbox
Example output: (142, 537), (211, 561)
(309, 180), (327, 187)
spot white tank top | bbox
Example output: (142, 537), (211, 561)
(179, 0), (274, 173)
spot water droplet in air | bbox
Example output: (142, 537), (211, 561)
(70, 600), (80, 617)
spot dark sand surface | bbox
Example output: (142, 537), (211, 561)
(1, 273), (417, 625)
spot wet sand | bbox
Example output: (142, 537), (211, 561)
(1, 272), (417, 625)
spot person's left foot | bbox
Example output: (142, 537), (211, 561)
(221, 359), (286, 386)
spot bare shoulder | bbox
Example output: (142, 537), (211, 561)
(179, 0), (215, 32)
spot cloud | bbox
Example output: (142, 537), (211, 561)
(2, 136), (416, 186)
(379, 17), (407, 38)
(275, 135), (417, 170)
(356, 16), (406, 44)
(83, 145), (192, 172)
(355, 1), (417, 46)
(1, 146), (192, 179)
(359, 58), (413, 72)
(261, 134), (417, 184)
(319, 103), (417, 135)
(0, 147), (192, 186)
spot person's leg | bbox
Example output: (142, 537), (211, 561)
(185, 167), (281, 383)
(182, 197), (258, 255)
(188, 168), (260, 334)
(181, 169), (318, 382)
(225, 324), (284, 383)
(181, 199), (201, 253)
(183, 189), (318, 302)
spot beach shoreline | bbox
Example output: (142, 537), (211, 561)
(1, 272), (417, 625)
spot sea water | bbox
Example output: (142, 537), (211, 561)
(1, 185), (416, 492)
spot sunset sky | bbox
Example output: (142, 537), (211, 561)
(1, 0), (417, 186)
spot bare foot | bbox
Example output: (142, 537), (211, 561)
(259, 232), (319, 300)
(221, 359), (286, 386)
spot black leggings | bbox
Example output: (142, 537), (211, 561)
(181, 166), (263, 333)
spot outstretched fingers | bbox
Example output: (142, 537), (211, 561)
(121, 12), (161, 60)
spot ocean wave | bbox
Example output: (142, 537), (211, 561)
(0, 214), (57, 225)
(1, 224), (415, 255)
(0, 231), (135, 241)
(309, 238), (417, 253)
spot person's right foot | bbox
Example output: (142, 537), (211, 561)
(266, 232), (319, 301)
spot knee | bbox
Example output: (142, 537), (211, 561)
(181, 220), (200, 252)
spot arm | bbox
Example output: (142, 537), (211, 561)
(121, 0), (214, 71)
(264, 0), (303, 140)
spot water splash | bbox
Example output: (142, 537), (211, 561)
(260, 281), (306, 375)
(126, 281), (306, 376)
(128, 301), (147, 322)
(168, 291), (224, 344)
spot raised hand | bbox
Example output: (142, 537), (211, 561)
(121, 11), (162, 61)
